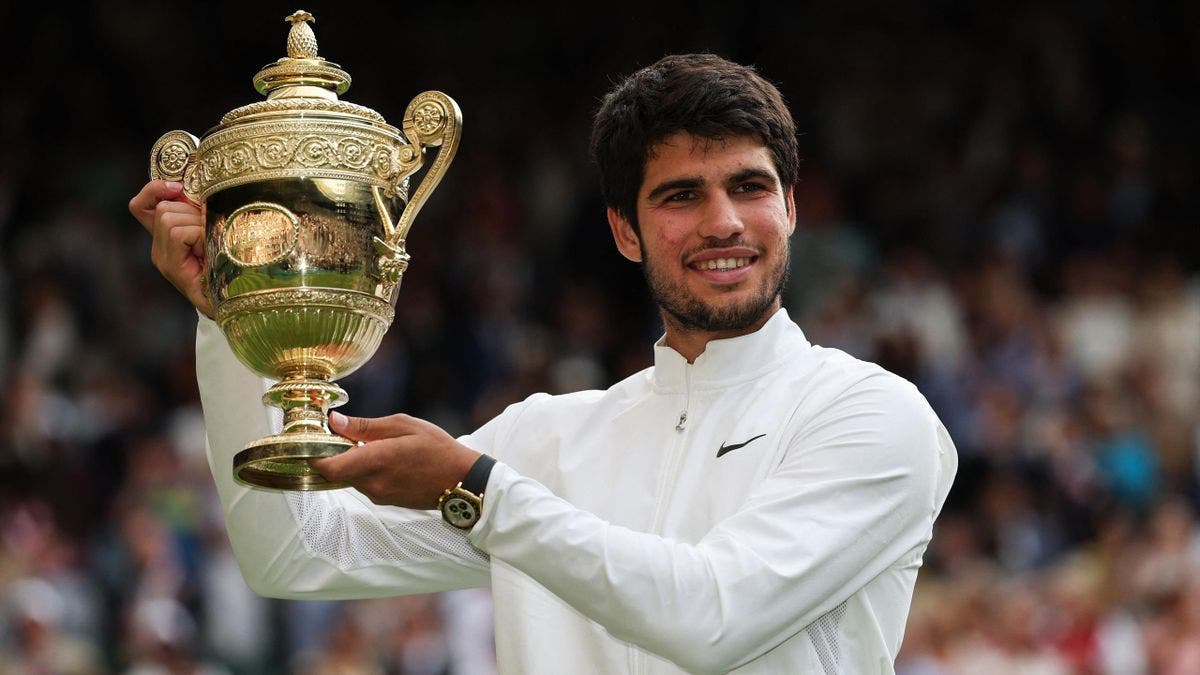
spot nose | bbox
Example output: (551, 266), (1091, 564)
(698, 192), (745, 240)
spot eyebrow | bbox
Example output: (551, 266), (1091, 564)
(644, 167), (779, 203)
(726, 167), (777, 187)
(646, 177), (703, 203)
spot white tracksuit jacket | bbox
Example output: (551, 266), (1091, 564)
(196, 308), (957, 674)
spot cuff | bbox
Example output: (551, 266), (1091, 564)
(466, 461), (516, 547)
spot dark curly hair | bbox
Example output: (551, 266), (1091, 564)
(590, 54), (799, 232)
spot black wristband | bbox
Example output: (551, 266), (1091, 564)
(462, 454), (496, 495)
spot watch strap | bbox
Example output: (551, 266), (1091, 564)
(461, 453), (496, 496)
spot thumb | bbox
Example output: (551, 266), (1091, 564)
(330, 411), (414, 442)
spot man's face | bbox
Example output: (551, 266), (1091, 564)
(609, 132), (796, 334)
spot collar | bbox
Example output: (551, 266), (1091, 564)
(651, 308), (810, 391)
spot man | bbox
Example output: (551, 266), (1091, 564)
(131, 54), (956, 674)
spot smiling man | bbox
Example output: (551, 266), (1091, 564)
(131, 54), (957, 674)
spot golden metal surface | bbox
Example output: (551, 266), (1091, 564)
(190, 120), (404, 199)
(215, 287), (394, 381)
(285, 11), (319, 58)
(221, 99), (384, 125)
(223, 202), (300, 267)
(148, 10), (461, 490)
(234, 433), (353, 490)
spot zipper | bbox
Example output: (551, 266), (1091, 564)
(650, 365), (692, 534)
(637, 366), (694, 674)
(676, 366), (691, 431)
(644, 365), (695, 674)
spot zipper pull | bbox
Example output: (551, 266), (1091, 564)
(675, 410), (688, 431)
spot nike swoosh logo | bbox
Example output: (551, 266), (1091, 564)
(717, 433), (766, 458)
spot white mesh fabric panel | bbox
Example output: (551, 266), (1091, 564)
(807, 601), (847, 674)
(287, 492), (489, 570)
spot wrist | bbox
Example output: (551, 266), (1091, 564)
(452, 447), (482, 486)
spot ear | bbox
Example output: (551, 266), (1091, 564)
(785, 186), (797, 236)
(607, 207), (643, 262)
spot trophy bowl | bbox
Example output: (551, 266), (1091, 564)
(148, 11), (461, 490)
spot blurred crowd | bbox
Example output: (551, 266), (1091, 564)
(2, 2), (1198, 673)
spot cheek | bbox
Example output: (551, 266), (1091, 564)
(654, 229), (683, 250)
(645, 219), (689, 257)
(752, 204), (793, 240)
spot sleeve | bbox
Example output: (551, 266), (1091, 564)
(196, 313), (497, 599)
(466, 374), (958, 673)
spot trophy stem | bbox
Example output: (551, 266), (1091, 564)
(232, 377), (354, 491)
(275, 380), (341, 433)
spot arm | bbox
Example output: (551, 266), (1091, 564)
(467, 377), (957, 673)
(196, 316), (492, 599)
(132, 177), (493, 599)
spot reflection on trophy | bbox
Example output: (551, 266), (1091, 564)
(148, 11), (461, 490)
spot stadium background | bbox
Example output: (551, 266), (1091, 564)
(1, 1), (1198, 672)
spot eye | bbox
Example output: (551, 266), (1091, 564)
(733, 182), (767, 194)
(664, 190), (698, 203)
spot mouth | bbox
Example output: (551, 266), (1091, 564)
(686, 244), (761, 275)
(685, 249), (761, 286)
(691, 256), (754, 271)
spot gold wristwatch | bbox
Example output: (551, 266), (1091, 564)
(439, 454), (496, 529)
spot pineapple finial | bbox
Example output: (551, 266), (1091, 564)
(285, 11), (318, 59)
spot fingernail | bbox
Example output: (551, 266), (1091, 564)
(330, 411), (347, 427)
(166, 181), (182, 191)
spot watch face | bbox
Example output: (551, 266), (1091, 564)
(442, 495), (478, 529)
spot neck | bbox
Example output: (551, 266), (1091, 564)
(660, 302), (780, 363)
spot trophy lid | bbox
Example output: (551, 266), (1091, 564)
(156, 10), (455, 202)
(221, 10), (385, 125)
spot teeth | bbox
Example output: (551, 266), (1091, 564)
(698, 257), (750, 270)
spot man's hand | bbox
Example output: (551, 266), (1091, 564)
(129, 180), (213, 318)
(313, 411), (482, 509)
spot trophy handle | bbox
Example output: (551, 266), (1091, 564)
(377, 91), (462, 246)
(372, 91), (461, 288)
(149, 130), (202, 203)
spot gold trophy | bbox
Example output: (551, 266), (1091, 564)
(148, 11), (461, 490)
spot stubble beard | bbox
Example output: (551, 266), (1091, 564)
(640, 239), (790, 333)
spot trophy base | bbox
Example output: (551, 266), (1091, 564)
(234, 432), (355, 491)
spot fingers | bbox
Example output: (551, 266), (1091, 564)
(129, 180), (185, 231)
(152, 226), (212, 317)
(155, 204), (202, 236)
(166, 223), (204, 259)
(150, 215), (203, 270)
(141, 187), (210, 316)
(312, 413), (416, 487)
(153, 198), (202, 233)
(309, 422), (482, 509)
(309, 442), (385, 485)
(154, 202), (204, 261)
(330, 411), (421, 442)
